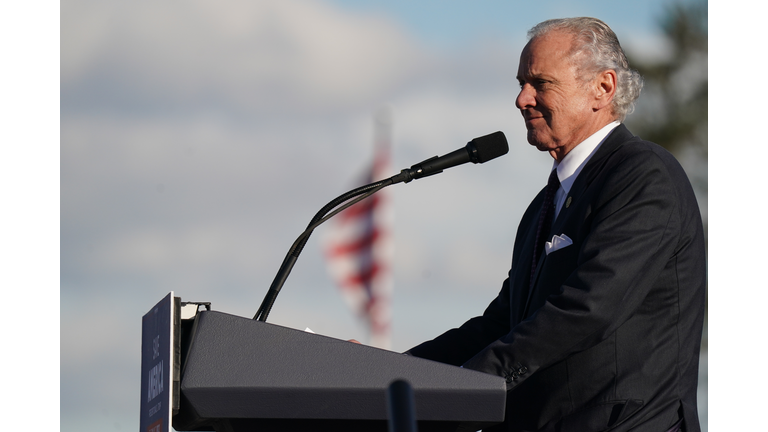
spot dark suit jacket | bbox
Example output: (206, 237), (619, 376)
(407, 125), (706, 432)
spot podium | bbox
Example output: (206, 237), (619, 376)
(172, 310), (506, 432)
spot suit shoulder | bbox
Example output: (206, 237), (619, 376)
(610, 127), (684, 165)
(612, 134), (677, 166)
(599, 131), (701, 218)
(597, 131), (691, 187)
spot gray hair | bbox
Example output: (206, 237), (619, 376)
(528, 17), (643, 122)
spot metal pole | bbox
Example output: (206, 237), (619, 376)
(387, 379), (418, 432)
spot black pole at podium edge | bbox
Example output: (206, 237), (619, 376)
(387, 379), (418, 432)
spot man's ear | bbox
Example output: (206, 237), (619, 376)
(593, 69), (617, 111)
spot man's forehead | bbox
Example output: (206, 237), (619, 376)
(517, 32), (575, 77)
(526, 32), (575, 58)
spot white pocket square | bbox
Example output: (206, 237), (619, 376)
(545, 234), (572, 255)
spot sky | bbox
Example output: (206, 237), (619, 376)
(5, 0), (758, 430)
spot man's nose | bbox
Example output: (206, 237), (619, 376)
(516, 84), (535, 110)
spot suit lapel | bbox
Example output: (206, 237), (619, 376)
(510, 188), (545, 324)
(550, 124), (631, 234)
(524, 243), (548, 316)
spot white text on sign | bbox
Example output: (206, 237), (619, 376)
(147, 360), (164, 403)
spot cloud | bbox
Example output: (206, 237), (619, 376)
(62, 0), (426, 115)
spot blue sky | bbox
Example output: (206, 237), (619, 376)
(326, 0), (671, 41)
(6, 0), (745, 430)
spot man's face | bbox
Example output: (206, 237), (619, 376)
(516, 31), (596, 160)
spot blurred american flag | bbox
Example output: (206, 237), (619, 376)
(322, 110), (394, 349)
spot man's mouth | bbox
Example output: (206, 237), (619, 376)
(522, 110), (544, 121)
(523, 114), (545, 127)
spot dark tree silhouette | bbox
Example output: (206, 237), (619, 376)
(625, 0), (708, 157)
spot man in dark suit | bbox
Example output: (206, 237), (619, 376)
(406, 18), (706, 432)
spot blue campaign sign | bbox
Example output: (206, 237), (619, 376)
(140, 293), (176, 432)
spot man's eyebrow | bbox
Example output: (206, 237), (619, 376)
(516, 73), (531, 82)
(517, 73), (552, 83)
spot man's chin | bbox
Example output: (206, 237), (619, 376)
(527, 136), (553, 153)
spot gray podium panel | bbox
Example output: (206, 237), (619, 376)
(174, 311), (506, 432)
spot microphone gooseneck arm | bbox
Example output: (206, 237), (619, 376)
(254, 178), (392, 321)
(253, 131), (508, 322)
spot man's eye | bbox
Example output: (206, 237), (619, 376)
(518, 79), (547, 89)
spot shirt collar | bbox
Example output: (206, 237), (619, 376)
(552, 121), (620, 193)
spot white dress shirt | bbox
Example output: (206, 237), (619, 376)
(551, 121), (620, 219)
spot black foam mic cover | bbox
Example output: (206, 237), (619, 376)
(468, 131), (508, 164)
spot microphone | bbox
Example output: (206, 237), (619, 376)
(390, 131), (508, 184)
(254, 131), (509, 322)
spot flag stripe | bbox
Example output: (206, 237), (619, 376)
(326, 229), (380, 257)
(336, 195), (380, 221)
(338, 263), (381, 289)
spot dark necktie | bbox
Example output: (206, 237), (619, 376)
(531, 169), (560, 285)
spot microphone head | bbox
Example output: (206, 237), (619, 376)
(467, 131), (508, 164)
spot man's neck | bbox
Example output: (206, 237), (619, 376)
(549, 117), (618, 162)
